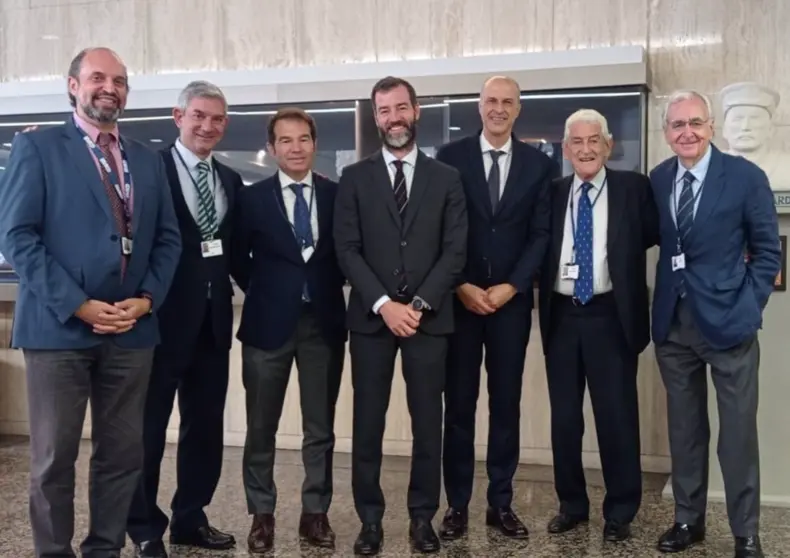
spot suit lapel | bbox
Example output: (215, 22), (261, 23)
(552, 177), (572, 266)
(495, 139), (525, 217)
(370, 152), (401, 228)
(213, 160), (236, 227)
(402, 150), (430, 235)
(467, 135), (492, 217)
(269, 176), (303, 264)
(314, 176), (332, 251)
(605, 168), (624, 251)
(162, 146), (200, 236)
(686, 146), (725, 244)
(63, 122), (114, 226)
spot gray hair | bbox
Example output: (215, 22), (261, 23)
(661, 89), (713, 128)
(563, 109), (612, 142)
(177, 80), (228, 112)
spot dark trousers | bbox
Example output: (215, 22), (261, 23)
(656, 299), (760, 537)
(242, 307), (344, 515)
(23, 342), (154, 558)
(443, 297), (530, 510)
(545, 292), (642, 523)
(351, 328), (447, 524)
(126, 307), (230, 543)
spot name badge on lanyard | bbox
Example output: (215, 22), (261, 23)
(564, 179), (606, 280)
(672, 174), (704, 273)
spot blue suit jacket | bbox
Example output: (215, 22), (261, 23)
(0, 119), (182, 350)
(650, 144), (780, 350)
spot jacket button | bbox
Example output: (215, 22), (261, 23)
(393, 269), (400, 276)
(400, 240), (407, 247)
(110, 234), (118, 241)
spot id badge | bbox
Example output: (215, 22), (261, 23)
(121, 236), (133, 255)
(561, 263), (579, 280)
(201, 239), (224, 258)
(671, 253), (686, 271)
(301, 246), (315, 262)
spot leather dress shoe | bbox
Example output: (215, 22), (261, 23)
(657, 523), (705, 552)
(438, 507), (468, 540)
(135, 540), (167, 558)
(170, 524), (235, 550)
(299, 513), (335, 548)
(547, 513), (588, 534)
(248, 514), (274, 554)
(734, 535), (763, 558)
(409, 518), (440, 554)
(486, 506), (529, 539)
(603, 521), (631, 542)
(354, 523), (383, 556)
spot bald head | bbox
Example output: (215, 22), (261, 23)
(479, 76), (521, 145)
(481, 76), (521, 98)
(67, 47), (129, 128)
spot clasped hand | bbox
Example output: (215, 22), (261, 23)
(75, 298), (150, 335)
(380, 301), (422, 337)
(456, 283), (516, 315)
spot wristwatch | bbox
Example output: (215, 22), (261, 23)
(410, 296), (430, 311)
(139, 292), (154, 314)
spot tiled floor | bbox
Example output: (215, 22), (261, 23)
(0, 436), (788, 557)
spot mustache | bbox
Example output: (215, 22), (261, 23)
(92, 92), (120, 103)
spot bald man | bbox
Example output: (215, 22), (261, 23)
(435, 76), (560, 540)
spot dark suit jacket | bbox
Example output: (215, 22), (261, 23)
(0, 119), (181, 350)
(650, 144), (781, 350)
(333, 149), (468, 335)
(538, 168), (659, 355)
(435, 132), (559, 309)
(155, 146), (244, 364)
(231, 173), (347, 352)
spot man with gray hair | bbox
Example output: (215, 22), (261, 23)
(651, 89), (779, 558)
(126, 80), (243, 558)
(538, 108), (658, 542)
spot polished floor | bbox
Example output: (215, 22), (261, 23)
(0, 436), (788, 557)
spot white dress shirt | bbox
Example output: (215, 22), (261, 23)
(670, 144), (712, 224)
(278, 169), (319, 253)
(172, 139), (228, 226)
(480, 133), (513, 199)
(554, 166), (612, 296)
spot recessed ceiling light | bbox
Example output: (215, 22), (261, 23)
(149, 139), (163, 143)
(2, 143), (11, 148)
(449, 126), (461, 131)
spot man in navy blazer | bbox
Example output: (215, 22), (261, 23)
(435, 76), (559, 540)
(0, 47), (181, 558)
(651, 90), (779, 558)
(231, 108), (346, 555)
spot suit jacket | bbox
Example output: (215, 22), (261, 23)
(155, 146), (243, 364)
(0, 119), (181, 350)
(333, 148), (468, 335)
(650, 144), (781, 350)
(231, 173), (347, 352)
(538, 168), (659, 355)
(435, 132), (559, 310)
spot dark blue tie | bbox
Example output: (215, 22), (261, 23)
(676, 171), (695, 297)
(573, 182), (594, 304)
(289, 183), (313, 302)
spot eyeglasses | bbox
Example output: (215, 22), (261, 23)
(668, 118), (710, 131)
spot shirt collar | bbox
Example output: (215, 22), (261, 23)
(382, 144), (419, 168)
(73, 111), (119, 143)
(279, 169), (313, 189)
(479, 133), (512, 156)
(573, 166), (607, 192)
(175, 138), (213, 171)
(675, 144), (712, 183)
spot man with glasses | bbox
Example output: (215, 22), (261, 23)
(650, 90), (779, 558)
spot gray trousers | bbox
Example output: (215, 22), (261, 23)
(23, 343), (154, 558)
(655, 300), (760, 537)
(241, 309), (344, 515)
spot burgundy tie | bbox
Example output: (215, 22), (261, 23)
(96, 133), (129, 280)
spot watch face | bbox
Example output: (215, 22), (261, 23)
(412, 299), (424, 310)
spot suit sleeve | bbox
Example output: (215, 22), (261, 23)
(745, 166), (781, 309)
(507, 160), (558, 292)
(139, 154), (182, 311)
(640, 174), (660, 249)
(333, 169), (390, 310)
(0, 133), (89, 324)
(434, 145), (469, 288)
(230, 187), (252, 292)
(414, 169), (468, 309)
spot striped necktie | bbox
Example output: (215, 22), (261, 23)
(195, 160), (218, 238)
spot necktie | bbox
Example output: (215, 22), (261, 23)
(392, 160), (408, 215)
(488, 150), (504, 212)
(97, 132), (129, 280)
(195, 160), (218, 239)
(675, 171), (696, 297)
(289, 183), (313, 302)
(573, 182), (594, 304)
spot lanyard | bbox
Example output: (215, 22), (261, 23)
(172, 146), (220, 203)
(569, 179), (606, 262)
(75, 124), (132, 220)
(672, 173), (705, 253)
(276, 182), (315, 247)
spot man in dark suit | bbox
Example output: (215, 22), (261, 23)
(125, 81), (241, 558)
(435, 76), (557, 540)
(0, 47), (181, 558)
(651, 90), (779, 558)
(231, 108), (347, 555)
(334, 76), (467, 555)
(538, 109), (659, 542)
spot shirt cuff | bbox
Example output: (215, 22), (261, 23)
(372, 295), (391, 314)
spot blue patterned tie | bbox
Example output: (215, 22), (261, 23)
(289, 183), (313, 302)
(573, 182), (594, 304)
(676, 171), (695, 297)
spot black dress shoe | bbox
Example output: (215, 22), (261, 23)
(170, 524), (236, 550)
(603, 521), (631, 542)
(486, 506), (529, 539)
(354, 523), (383, 556)
(409, 519), (440, 554)
(547, 513), (588, 534)
(438, 507), (468, 541)
(657, 523), (705, 552)
(135, 540), (167, 558)
(734, 535), (763, 558)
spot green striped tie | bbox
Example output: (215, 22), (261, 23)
(195, 161), (218, 239)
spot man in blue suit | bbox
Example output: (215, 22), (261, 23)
(650, 90), (779, 558)
(231, 108), (346, 555)
(0, 47), (181, 558)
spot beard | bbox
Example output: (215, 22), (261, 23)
(378, 119), (417, 150)
(81, 92), (123, 124)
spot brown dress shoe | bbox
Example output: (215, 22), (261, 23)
(299, 513), (335, 548)
(248, 513), (274, 554)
